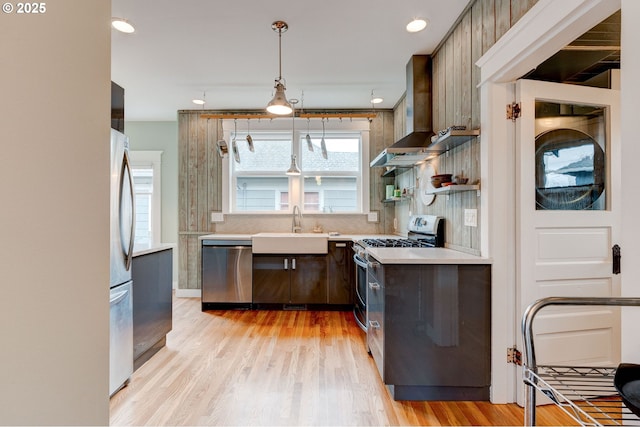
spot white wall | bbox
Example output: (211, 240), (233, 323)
(0, 1), (111, 424)
(620, 0), (640, 361)
(125, 121), (179, 245)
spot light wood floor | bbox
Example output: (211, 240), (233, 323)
(109, 296), (574, 426)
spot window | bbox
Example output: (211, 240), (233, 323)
(224, 119), (369, 214)
(129, 151), (162, 246)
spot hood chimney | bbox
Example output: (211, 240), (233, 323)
(370, 55), (435, 167)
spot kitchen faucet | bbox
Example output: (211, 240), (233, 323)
(292, 205), (302, 233)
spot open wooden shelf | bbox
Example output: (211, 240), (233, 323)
(428, 129), (480, 154)
(425, 184), (479, 195)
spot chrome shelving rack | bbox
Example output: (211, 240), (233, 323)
(522, 297), (640, 426)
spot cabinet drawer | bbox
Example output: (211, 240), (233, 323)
(368, 308), (384, 378)
(367, 272), (384, 379)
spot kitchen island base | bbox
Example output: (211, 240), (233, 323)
(251, 303), (353, 311)
(367, 261), (491, 402)
(134, 336), (166, 371)
(132, 246), (173, 372)
(387, 385), (489, 401)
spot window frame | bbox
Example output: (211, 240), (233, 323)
(221, 118), (370, 214)
(129, 150), (162, 246)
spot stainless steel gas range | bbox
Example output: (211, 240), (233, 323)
(351, 215), (444, 331)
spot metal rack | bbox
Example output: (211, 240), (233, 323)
(522, 297), (640, 426)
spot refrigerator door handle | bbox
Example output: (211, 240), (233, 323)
(121, 149), (135, 271)
(110, 288), (129, 305)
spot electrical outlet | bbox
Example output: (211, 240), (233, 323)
(464, 209), (477, 227)
(393, 217), (398, 231)
(210, 212), (224, 223)
(367, 211), (378, 223)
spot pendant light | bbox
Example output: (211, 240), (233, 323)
(246, 119), (254, 152)
(266, 21), (293, 115)
(320, 118), (328, 159)
(286, 99), (301, 175)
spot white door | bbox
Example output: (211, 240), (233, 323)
(515, 79), (621, 404)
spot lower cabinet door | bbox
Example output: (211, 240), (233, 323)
(252, 255), (290, 303)
(327, 241), (353, 304)
(290, 255), (327, 304)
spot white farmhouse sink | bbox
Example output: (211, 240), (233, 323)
(252, 233), (329, 254)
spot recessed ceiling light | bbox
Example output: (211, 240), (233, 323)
(111, 18), (135, 34)
(406, 18), (428, 33)
(192, 99), (206, 105)
(370, 89), (383, 105)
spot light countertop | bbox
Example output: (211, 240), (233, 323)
(200, 234), (252, 241)
(133, 243), (175, 257)
(198, 233), (488, 264)
(367, 247), (491, 265)
(198, 233), (401, 242)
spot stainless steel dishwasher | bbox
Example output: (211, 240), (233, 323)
(201, 239), (252, 310)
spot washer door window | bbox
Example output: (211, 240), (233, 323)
(534, 101), (606, 210)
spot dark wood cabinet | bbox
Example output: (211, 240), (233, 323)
(327, 241), (354, 304)
(253, 254), (327, 304)
(367, 257), (491, 401)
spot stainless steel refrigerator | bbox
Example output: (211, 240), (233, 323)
(109, 128), (135, 396)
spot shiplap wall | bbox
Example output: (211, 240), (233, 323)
(178, 113), (222, 290)
(394, 0), (539, 254)
(178, 110), (394, 289)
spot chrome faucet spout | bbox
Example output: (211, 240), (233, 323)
(292, 205), (302, 233)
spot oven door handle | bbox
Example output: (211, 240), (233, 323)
(353, 253), (368, 269)
(353, 253), (367, 308)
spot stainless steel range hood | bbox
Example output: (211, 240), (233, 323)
(371, 55), (434, 168)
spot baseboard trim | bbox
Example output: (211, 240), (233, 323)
(175, 288), (201, 298)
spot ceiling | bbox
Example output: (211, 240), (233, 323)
(523, 10), (620, 85)
(110, 0), (471, 121)
(111, 3), (621, 122)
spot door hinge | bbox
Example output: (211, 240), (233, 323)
(507, 347), (522, 365)
(507, 102), (521, 121)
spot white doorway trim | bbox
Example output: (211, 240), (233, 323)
(475, 0), (621, 403)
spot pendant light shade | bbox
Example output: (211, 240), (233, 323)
(266, 21), (292, 115)
(286, 154), (301, 175)
(267, 82), (292, 115)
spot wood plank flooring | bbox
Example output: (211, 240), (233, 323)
(109, 297), (574, 426)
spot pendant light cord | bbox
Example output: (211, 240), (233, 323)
(278, 28), (283, 81)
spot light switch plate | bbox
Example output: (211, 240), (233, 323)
(367, 211), (379, 223)
(210, 212), (224, 223)
(464, 209), (477, 227)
